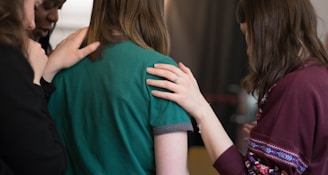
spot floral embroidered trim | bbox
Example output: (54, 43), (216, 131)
(257, 84), (276, 121)
(248, 138), (308, 174)
(245, 151), (282, 174)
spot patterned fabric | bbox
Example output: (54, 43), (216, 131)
(245, 87), (283, 175)
(246, 83), (307, 175)
(247, 139), (307, 174)
(245, 151), (286, 175)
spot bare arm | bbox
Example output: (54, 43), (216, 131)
(147, 63), (233, 162)
(154, 132), (189, 175)
(43, 27), (100, 82)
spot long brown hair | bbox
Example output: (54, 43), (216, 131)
(87, 0), (170, 60)
(0, 0), (27, 55)
(236, 0), (328, 102)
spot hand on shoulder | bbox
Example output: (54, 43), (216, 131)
(146, 62), (210, 120)
(43, 27), (100, 82)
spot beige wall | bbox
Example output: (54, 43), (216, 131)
(50, 0), (92, 47)
(311, 0), (328, 41)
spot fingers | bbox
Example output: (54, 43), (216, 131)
(242, 123), (256, 134)
(76, 41), (100, 59)
(150, 89), (178, 102)
(178, 62), (192, 74)
(250, 121), (257, 125)
(146, 78), (177, 92)
(67, 27), (100, 59)
(66, 27), (87, 41)
(147, 62), (192, 83)
(146, 66), (177, 82)
(242, 126), (251, 134)
(153, 63), (182, 75)
(70, 27), (88, 43)
(56, 27), (88, 48)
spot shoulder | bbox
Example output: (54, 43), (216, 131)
(108, 40), (177, 66)
(267, 63), (328, 110)
(276, 64), (328, 91)
(0, 42), (23, 57)
(0, 42), (26, 63)
(0, 42), (31, 72)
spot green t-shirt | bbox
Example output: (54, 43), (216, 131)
(48, 40), (193, 175)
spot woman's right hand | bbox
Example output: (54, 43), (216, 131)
(146, 63), (210, 120)
(27, 39), (48, 85)
(43, 27), (100, 82)
(242, 120), (257, 141)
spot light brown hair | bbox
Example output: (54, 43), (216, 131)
(0, 0), (27, 55)
(87, 0), (170, 60)
(236, 0), (328, 101)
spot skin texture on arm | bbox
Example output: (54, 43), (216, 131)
(154, 132), (189, 175)
(42, 27), (100, 82)
(147, 63), (233, 162)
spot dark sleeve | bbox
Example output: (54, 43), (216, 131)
(40, 77), (56, 101)
(0, 44), (66, 175)
(213, 146), (247, 175)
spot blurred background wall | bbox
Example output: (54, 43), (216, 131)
(51, 0), (328, 47)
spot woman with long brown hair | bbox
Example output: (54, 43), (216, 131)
(146, 0), (328, 174)
(48, 0), (192, 174)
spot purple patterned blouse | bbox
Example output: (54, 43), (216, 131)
(213, 58), (328, 174)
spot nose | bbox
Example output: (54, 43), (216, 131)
(47, 9), (59, 23)
(27, 20), (36, 30)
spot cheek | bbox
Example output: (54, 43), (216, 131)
(35, 10), (46, 22)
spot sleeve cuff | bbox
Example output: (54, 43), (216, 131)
(40, 77), (56, 101)
(213, 145), (246, 175)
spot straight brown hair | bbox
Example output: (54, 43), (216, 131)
(0, 0), (27, 55)
(236, 0), (328, 101)
(87, 0), (170, 61)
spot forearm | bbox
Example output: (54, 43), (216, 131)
(42, 56), (59, 82)
(195, 103), (234, 162)
(155, 132), (190, 175)
(42, 68), (57, 82)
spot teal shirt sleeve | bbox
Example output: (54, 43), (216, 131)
(145, 56), (194, 135)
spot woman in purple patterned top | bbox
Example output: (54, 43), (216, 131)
(145, 0), (328, 174)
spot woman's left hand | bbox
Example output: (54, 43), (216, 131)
(146, 62), (210, 119)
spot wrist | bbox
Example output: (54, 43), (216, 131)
(42, 71), (56, 82)
(33, 76), (41, 85)
(43, 60), (59, 82)
(193, 100), (213, 123)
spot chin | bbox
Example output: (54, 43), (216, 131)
(32, 32), (41, 40)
